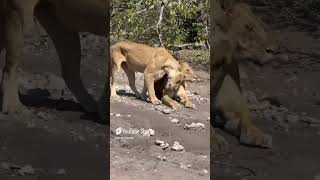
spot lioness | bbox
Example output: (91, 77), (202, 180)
(154, 62), (196, 109)
(211, 0), (275, 150)
(110, 41), (196, 105)
(1, 0), (109, 122)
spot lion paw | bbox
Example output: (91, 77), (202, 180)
(211, 132), (228, 153)
(185, 101), (195, 109)
(150, 98), (162, 105)
(2, 102), (32, 118)
(240, 126), (272, 148)
(171, 102), (181, 110)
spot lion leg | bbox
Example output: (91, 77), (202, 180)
(35, 6), (97, 113)
(162, 94), (181, 110)
(216, 75), (272, 148)
(176, 85), (195, 109)
(110, 61), (122, 99)
(1, 9), (25, 114)
(121, 63), (140, 98)
(211, 126), (228, 153)
(143, 69), (161, 105)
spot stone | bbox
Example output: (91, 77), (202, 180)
(171, 141), (184, 151)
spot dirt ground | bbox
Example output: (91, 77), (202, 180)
(109, 69), (210, 179)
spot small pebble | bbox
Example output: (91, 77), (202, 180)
(57, 169), (66, 175)
(171, 141), (184, 151)
(171, 118), (179, 123)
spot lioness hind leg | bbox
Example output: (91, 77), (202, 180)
(216, 75), (272, 148)
(110, 62), (121, 98)
(1, 9), (25, 114)
(35, 6), (97, 113)
(121, 63), (140, 98)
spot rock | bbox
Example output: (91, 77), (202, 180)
(155, 140), (169, 150)
(171, 118), (179, 123)
(160, 143), (169, 150)
(149, 129), (155, 136)
(278, 54), (289, 64)
(44, 73), (66, 90)
(115, 114), (121, 117)
(155, 140), (164, 145)
(77, 135), (86, 142)
(199, 169), (209, 176)
(245, 91), (258, 104)
(37, 111), (48, 120)
(300, 117), (320, 125)
(184, 122), (205, 130)
(57, 169), (67, 175)
(162, 109), (172, 114)
(0, 162), (10, 170)
(171, 141), (184, 151)
(286, 114), (300, 123)
(180, 163), (187, 169)
(18, 165), (35, 175)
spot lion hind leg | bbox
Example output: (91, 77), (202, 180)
(35, 6), (97, 113)
(1, 9), (25, 114)
(121, 63), (140, 98)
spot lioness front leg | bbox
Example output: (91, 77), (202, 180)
(1, 9), (24, 113)
(211, 126), (228, 153)
(176, 86), (195, 108)
(216, 75), (272, 148)
(35, 6), (97, 113)
(144, 72), (161, 105)
(162, 95), (181, 110)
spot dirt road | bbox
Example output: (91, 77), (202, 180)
(110, 70), (210, 179)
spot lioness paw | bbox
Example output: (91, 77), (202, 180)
(240, 126), (272, 148)
(171, 103), (181, 110)
(211, 132), (228, 153)
(185, 101), (195, 109)
(151, 98), (162, 105)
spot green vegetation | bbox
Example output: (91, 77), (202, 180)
(111, 0), (209, 50)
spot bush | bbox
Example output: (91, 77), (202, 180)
(111, 0), (209, 49)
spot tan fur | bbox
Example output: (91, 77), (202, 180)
(154, 62), (196, 109)
(110, 41), (192, 105)
(1, 0), (109, 122)
(211, 0), (275, 151)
